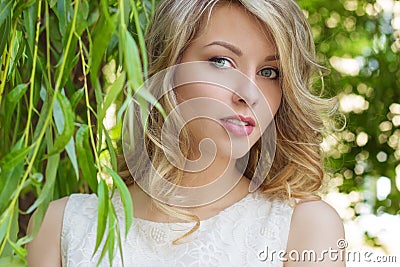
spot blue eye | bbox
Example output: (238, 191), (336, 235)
(259, 68), (280, 79)
(209, 57), (234, 68)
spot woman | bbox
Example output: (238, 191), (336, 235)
(27, 0), (345, 266)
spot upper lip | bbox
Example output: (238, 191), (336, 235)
(220, 115), (256, 126)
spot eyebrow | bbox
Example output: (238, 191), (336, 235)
(204, 41), (279, 62)
(264, 54), (279, 61)
(204, 41), (243, 56)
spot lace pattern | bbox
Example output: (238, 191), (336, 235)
(61, 191), (293, 266)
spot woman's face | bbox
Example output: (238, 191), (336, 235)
(174, 3), (282, 160)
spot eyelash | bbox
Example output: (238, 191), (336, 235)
(208, 56), (235, 68)
(208, 56), (280, 80)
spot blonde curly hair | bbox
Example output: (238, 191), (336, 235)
(119, 0), (337, 244)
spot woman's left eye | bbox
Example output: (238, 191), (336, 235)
(258, 67), (280, 79)
(209, 57), (234, 68)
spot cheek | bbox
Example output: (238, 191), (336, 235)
(174, 85), (232, 137)
(270, 90), (282, 115)
(175, 83), (231, 103)
(261, 85), (282, 116)
(253, 86), (282, 134)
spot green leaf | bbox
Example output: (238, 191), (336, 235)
(99, 0), (111, 22)
(116, 97), (131, 123)
(124, 30), (143, 91)
(136, 86), (166, 118)
(0, 163), (24, 214)
(0, 0), (13, 27)
(122, 0), (131, 27)
(48, 0), (57, 8)
(103, 129), (117, 171)
(5, 83), (29, 131)
(0, 203), (18, 258)
(0, 212), (11, 248)
(0, 255), (25, 267)
(11, 0), (35, 20)
(27, 129), (60, 214)
(106, 209), (116, 267)
(75, 125), (98, 192)
(6, 83), (29, 103)
(56, 0), (70, 37)
(9, 38), (26, 76)
(105, 166), (133, 237)
(52, 91), (79, 178)
(98, 72), (126, 124)
(90, 14), (117, 80)
(48, 92), (74, 156)
(8, 240), (27, 260)
(31, 88), (51, 153)
(0, 138), (24, 213)
(65, 137), (79, 180)
(0, 15), (10, 59)
(0, 147), (31, 174)
(7, 198), (21, 254)
(75, 0), (89, 36)
(54, 46), (79, 91)
(70, 87), (84, 111)
(30, 173), (44, 187)
(94, 179), (109, 255)
(23, 1), (37, 52)
(131, 0), (148, 79)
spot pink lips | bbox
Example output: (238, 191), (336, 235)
(220, 115), (256, 137)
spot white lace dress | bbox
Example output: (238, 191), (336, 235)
(61, 190), (293, 266)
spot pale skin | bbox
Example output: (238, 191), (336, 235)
(26, 4), (345, 266)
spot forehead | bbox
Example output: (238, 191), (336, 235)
(193, 3), (276, 51)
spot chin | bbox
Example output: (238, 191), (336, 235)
(217, 143), (253, 160)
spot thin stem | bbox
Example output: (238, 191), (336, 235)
(132, 1), (148, 79)
(151, 0), (156, 19)
(0, 207), (14, 254)
(0, 43), (6, 72)
(78, 36), (102, 178)
(150, 0), (156, 32)
(23, 0), (43, 147)
(120, 0), (127, 30)
(0, 21), (18, 105)
(45, 2), (51, 86)
(11, 102), (21, 145)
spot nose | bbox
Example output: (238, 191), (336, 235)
(231, 74), (260, 107)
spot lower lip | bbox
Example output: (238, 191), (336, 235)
(220, 120), (254, 137)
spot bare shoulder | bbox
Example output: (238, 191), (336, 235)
(285, 200), (346, 267)
(26, 196), (70, 267)
(292, 199), (343, 228)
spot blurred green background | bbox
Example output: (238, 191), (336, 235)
(298, 0), (400, 216)
(298, 0), (400, 263)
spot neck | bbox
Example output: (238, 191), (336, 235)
(180, 154), (239, 187)
(129, 152), (251, 222)
(167, 150), (250, 207)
